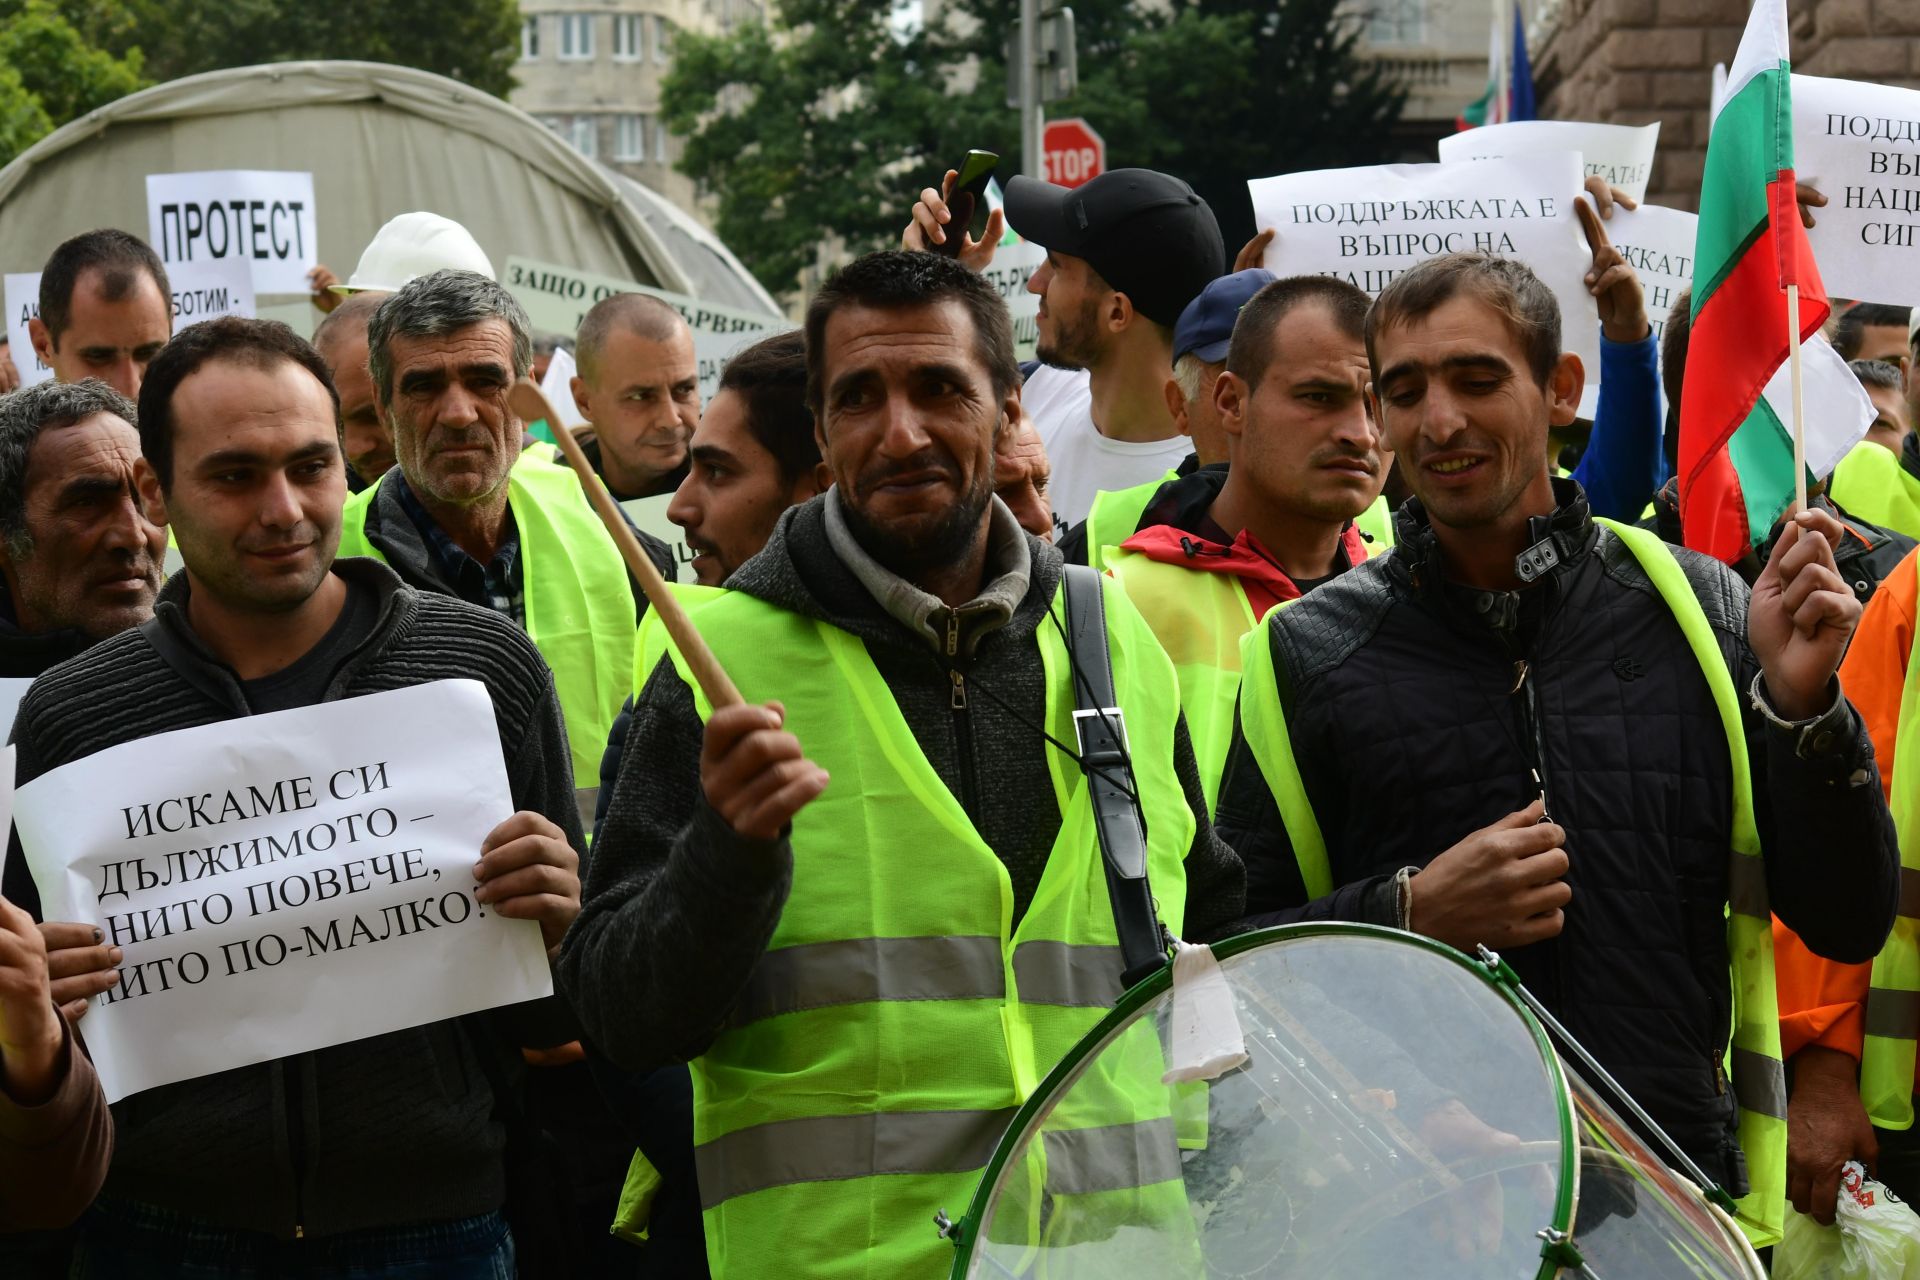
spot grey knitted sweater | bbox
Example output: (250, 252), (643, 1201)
(8, 558), (585, 1238)
(559, 494), (1245, 1072)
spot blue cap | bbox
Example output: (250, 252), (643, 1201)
(1173, 268), (1277, 365)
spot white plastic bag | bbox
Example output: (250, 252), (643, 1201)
(1777, 1162), (1920, 1280)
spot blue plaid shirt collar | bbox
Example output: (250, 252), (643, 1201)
(392, 473), (525, 624)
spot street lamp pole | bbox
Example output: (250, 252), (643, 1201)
(1019, 0), (1044, 178)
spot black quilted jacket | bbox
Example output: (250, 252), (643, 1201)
(1218, 480), (1899, 1191)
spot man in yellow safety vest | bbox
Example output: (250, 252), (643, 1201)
(1104, 274), (1389, 810)
(1216, 251), (1898, 1246)
(560, 250), (1244, 1279)
(332, 270), (647, 789)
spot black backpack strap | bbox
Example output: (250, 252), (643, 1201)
(1059, 564), (1170, 987)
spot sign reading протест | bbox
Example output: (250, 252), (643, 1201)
(146, 170), (318, 296)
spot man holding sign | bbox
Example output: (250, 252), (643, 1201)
(10, 317), (585, 1272)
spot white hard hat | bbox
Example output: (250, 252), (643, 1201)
(333, 212), (495, 293)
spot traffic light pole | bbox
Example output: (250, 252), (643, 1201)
(1019, 0), (1044, 178)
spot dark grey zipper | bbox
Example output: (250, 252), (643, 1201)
(945, 611), (981, 822)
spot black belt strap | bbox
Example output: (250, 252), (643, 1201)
(1060, 564), (1169, 988)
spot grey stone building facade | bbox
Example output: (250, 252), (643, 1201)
(513, 0), (764, 218)
(1530, 0), (1914, 210)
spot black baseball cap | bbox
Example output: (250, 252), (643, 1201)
(1004, 168), (1226, 328)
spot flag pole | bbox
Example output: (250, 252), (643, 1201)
(506, 380), (744, 711)
(1788, 283), (1807, 514)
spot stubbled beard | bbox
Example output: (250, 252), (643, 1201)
(840, 473), (993, 578)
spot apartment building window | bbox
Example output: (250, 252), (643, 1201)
(521, 16), (541, 59)
(652, 16), (674, 63)
(559, 13), (596, 59)
(613, 14), (643, 60)
(614, 114), (646, 161)
(570, 115), (599, 157)
(1367, 0), (1424, 45)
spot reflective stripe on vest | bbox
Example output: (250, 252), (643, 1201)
(337, 452), (635, 781)
(1831, 442), (1920, 543)
(1862, 552), (1920, 1130)
(1233, 518), (1785, 1246)
(661, 580), (1194, 1279)
(1085, 471), (1178, 573)
(1354, 494), (1396, 556)
(1106, 547), (1259, 815)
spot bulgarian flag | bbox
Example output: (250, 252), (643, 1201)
(1677, 0), (1839, 562)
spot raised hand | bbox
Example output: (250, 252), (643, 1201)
(902, 170), (1006, 273)
(701, 701), (829, 843)
(1576, 197), (1651, 344)
(1750, 509), (1860, 720)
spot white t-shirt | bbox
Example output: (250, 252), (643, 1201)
(1023, 364), (1192, 535)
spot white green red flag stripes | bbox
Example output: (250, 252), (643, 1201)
(1678, 0), (1835, 563)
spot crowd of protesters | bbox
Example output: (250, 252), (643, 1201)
(0, 141), (1913, 1280)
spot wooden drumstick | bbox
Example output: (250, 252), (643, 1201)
(507, 380), (743, 710)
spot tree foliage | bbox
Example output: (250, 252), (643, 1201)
(0, 0), (146, 165)
(97, 0), (522, 98)
(0, 0), (522, 167)
(666, 0), (1407, 295)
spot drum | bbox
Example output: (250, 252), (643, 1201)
(942, 924), (1765, 1279)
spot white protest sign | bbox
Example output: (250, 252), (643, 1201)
(980, 238), (1048, 362)
(504, 257), (783, 402)
(1791, 74), (1920, 303)
(1249, 153), (1599, 381)
(621, 496), (691, 583)
(1439, 121), (1662, 203)
(146, 170), (318, 296)
(0, 678), (32, 742)
(1601, 203), (1698, 344)
(0, 746), (13, 889)
(18, 680), (551, 1102)
(539, 347), (590, 429)
(167, 256), (257, 331)
(4, 274), (54, 388)
(1575, 201), (1698, 418)
(1768, 332), (1873, 482)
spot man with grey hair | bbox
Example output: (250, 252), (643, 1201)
(567, 293), (700, 505)
(0, 380), (163, 663)
(335, 269), (639, 787)
(0, 379), (166, 1095)
(311, 291), (395, 492)
(333, 269), (643, 1272)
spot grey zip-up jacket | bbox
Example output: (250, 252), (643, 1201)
(559, 492), (1245, 1073)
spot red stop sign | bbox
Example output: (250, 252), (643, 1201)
(1042, 118), (1106, 189)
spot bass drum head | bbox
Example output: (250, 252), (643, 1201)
(1565, 1066), (1767, 1278)
(953, 926), (1573, 1279)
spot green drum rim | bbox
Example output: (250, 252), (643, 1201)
(942, 922), (1580, 1280)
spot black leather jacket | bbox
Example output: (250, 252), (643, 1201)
(1219, 480), (1898, 1190)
